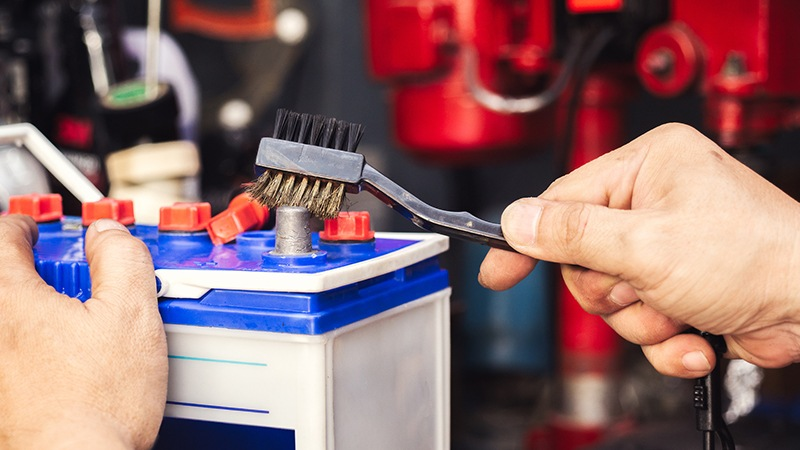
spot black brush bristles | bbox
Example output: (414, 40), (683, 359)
(247, 109), (365, 219)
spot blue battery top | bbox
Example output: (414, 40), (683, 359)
(33, 218), (449, 335)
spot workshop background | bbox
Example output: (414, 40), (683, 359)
(3, 0), (800, 448)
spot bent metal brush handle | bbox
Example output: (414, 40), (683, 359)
(251, 134), (515, 252)
(360, 165), (515, 252)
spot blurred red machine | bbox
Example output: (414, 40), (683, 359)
(365, 1), (800, 448)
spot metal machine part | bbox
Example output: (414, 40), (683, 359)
(365, 0), (665, 161)
(79, 1), (113, 96)
(272, 206), (313, 255)
(0, 122), (103, 203)
(634, 0), (800, 149)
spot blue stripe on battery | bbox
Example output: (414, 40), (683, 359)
(166, 401), (269, 415)
(167, 355), (268, 367)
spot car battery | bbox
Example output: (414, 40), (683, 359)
(27, 195), (451, 450)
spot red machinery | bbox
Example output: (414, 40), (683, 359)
(637, 0), (800, 148)
(365, 0), (557, 163)
(366, 1), (800, 449)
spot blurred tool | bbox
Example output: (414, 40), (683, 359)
(100, 0), (180, 150)
(0, 122), (103, 203)
(98, 0), (203, 223)
(51, 0), (129, 203)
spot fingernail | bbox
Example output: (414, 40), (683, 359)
(609, 283), (638, 306)
(502, 201), (543, 246)
(682, 351), (711, 372)
(92, 219), (128, 233)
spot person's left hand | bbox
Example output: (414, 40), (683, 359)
(0, 215), (168, 450)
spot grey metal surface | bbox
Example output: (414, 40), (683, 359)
(273, 206), (313, 255)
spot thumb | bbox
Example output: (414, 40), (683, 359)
(84, 219), (156, 310)
(501, 197), (639, 275)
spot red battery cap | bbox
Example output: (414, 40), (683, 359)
(82, 198), (135, 226)
(8, 194), (63, 223)
(206, 193), (270, 245)
(159, 202), (212, 232)
(320, 211), (375, 242)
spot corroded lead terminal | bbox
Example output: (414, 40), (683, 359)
(272, 206), (313, 255)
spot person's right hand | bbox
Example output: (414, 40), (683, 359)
(479, 123), (800, 378)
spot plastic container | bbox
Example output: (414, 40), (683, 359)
(33, 218), (451, 450)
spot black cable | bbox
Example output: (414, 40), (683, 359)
(693, 331), (736, 450)
(704, 431), (715, 450)
(555, 25), (616, 175)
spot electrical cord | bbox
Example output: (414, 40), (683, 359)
(556, 25), (616, 175)
(462, 27), (589, 114)
(693, 331), (736, 450)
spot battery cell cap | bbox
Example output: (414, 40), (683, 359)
(320, 211), (375, 242)
(82, 198), (135, 226)
(206, 193), (270, 245)
(8, 194), (63, 222)
(159, 202), (212, 232)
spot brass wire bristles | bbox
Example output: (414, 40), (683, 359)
(247, 109), (364, 219)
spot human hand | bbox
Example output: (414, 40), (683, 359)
(0, 215), (167, 449)
(479, 123), (800, 378)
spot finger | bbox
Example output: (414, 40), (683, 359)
(84, 219), (156, 312)
(602, 301), (686, 345)
(562, 266), (638, 315)
(540, 153), (634, 208)
(539, 123), (709, 207)
(500, 197), (648, 275)
(538, 128), (654, 205)
(478, 248), (537, 291)
(0, 215), (41, 284)
(640, 333), (716, 378)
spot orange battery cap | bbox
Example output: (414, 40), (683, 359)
(82, 198), (135, 226)
(206, 193), (270, 245)
(8, 194), (63, 222)
(320, 211), (375, 242)
(159, 202), (212, 232)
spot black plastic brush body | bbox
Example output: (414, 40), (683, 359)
(248, 110), (514, 252)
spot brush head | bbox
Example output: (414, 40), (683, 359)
(247, 109), (365, 219)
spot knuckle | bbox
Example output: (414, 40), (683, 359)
(564, 267), (617, 315)
(654, 122), (699, 139)
(541, 175), (569, 198)
(0, 218), (23, 241)
(89, 232), (154, 272)
(558, 202), (591, 259)
(101, 231), (149, 256)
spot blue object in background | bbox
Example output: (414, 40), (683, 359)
(461, 232), (553, 373)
